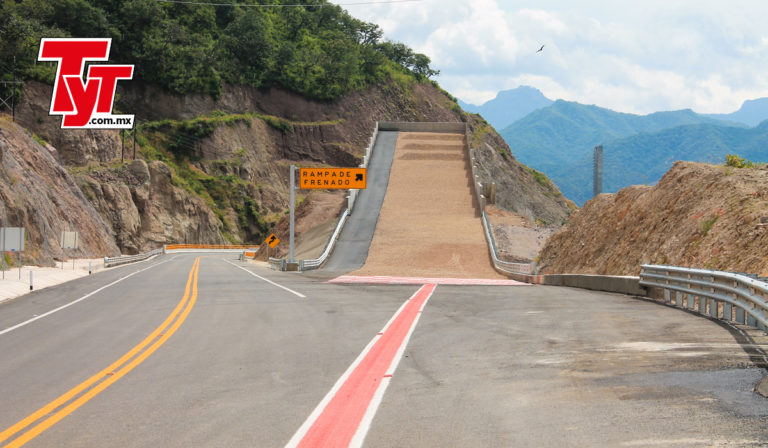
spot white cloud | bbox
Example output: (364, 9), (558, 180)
(342, 0), (768, 114)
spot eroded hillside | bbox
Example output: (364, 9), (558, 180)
(538, 161), (768, 276)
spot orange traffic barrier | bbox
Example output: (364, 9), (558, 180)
(165, 244), (260, 251)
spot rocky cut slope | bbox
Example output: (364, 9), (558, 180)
(0, 117), (119, 265)
(537, 161), (768, 276)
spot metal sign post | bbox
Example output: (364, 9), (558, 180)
(60, 230), (79, 271)
(263, 234), (280, 260)
(289, 165), (296, 263)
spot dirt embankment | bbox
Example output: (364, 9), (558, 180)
(485, 205), (557, 263)
(537, 161), (768, 276)
(0, 118), (120, 265)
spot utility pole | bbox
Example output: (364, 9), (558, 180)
(593, 145), (603, 198)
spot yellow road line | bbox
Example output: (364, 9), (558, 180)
(0, 258), (201, 447)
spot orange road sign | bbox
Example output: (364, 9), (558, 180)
(265, 234), (280, 248)
(299, 167), (367, 189)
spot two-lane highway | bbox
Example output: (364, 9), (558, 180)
(1, 255), (767, 447)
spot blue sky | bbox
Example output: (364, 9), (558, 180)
(343, 0), (768, 114)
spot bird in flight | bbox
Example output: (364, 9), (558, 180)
(536, 45), (545, 53)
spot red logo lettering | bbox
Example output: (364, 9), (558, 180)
(38, 38), (134, 129)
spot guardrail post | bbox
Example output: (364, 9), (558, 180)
(709, 298), (718, 318)
(748, 313), (758, 327)
(736, 306), (746, 324)
(723, 301), (733, 321)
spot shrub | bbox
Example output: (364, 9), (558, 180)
(725, 154), (754, 168)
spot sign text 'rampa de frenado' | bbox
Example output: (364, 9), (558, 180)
(299, 168), (367, 189)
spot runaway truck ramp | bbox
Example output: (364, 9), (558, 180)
(351, 131), (505, 279)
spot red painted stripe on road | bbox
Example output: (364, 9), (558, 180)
(327, 275), (529, 286)
(290, 284), (437, 448)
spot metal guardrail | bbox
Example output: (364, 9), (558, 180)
(268, 257), (286, 271)
(640, 264), (768, 332)
(349, 122), (379, 212)
(468, 142), (536, 276)
(104, 248), (163, 268)
(299, 209), (350, 271)
(480, 210), (536, 275)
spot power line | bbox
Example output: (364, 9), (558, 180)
(156, 0), (421, 6)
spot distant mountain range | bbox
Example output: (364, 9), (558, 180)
(705, 98), (768, 127)
(463, 87), (768, 206)
(459, 86), (553, 131)
(496, 99), (768, 206)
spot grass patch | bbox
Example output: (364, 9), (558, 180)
(31, 133), (47, 147)
(525, 166), (551, 190)
(699, 216), (718, 236)
(471, 121), (492, 144)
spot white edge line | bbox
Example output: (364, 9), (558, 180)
(0, 256), (178, 336)
(284, 284), (433, 448)
(223, 259), (306, 298)
(350, 283), (437, 448)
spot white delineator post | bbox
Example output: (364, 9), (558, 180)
(289, 164), (296, 263)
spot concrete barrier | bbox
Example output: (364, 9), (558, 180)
(377, 122), (466, 133)
(508, 272), (646, 296)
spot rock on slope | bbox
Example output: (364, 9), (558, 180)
(75, 159), (226, 254)
(0, 118), (119, 265)
(537, 161), (768, 276)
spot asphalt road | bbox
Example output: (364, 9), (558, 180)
(322, 131), (398, 274)
(1, 254), (767, 447)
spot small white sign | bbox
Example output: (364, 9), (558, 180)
(0, 227), (25, 252)
(61, 231), (79, 249)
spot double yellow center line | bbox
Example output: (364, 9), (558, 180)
(0, 257), (201, 447)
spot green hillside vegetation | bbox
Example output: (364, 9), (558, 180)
(500, 100), (745, 205)
(0, 0), (438, 100)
